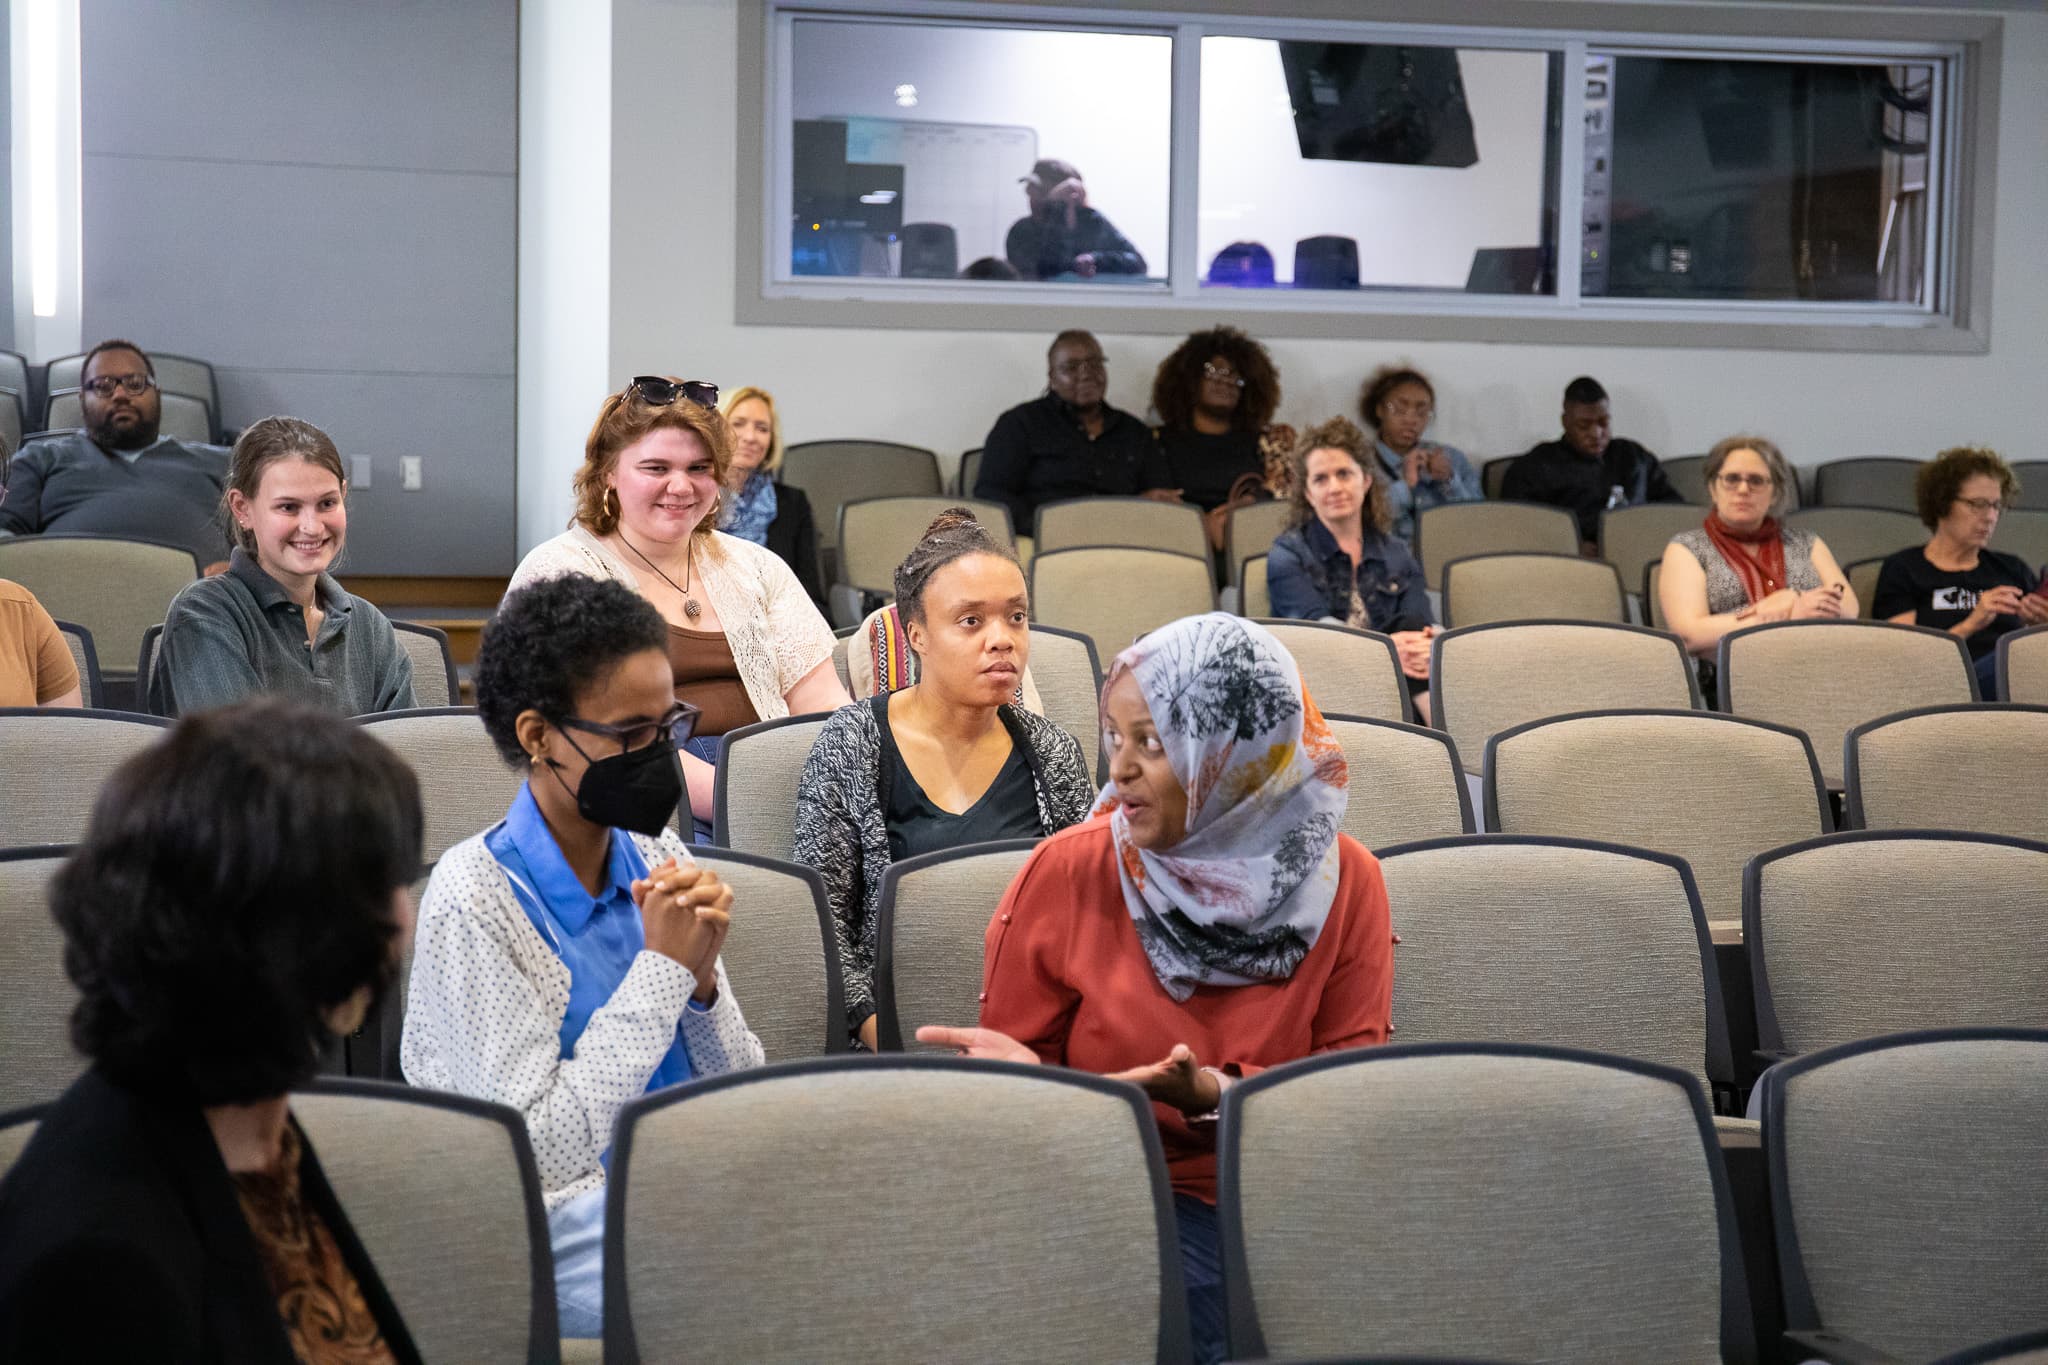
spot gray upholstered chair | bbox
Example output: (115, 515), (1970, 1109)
(291, 1079), (559, 1364)
(1486, 708), (1829, 928)
(1993, 510), (2048, 575)
(50, 619), (103, 707)
(2002, 625), (2048, 706)
(1219, 1043), (1750, 1362)
(1030, 547), (1215, 661)
(835, 494), (1014, 598)
(690, 848), (846, 1059)
(778, 440), (941, 584)
(1599, 502), (1708, 584)
(1035, 495), (1209, 561)
(356, 708), (525, 866)
(1440, 552), (1627, 627)
(1842, 556), (1887, 619)
(1374, 836), (1733, 1101)
(1810, 456), (1920, 513)
(1224, 499), (1295, 589)
(605, 1056), (1188, 1363)
(390, 622), (459, 708)
(1321, 714), (1472, 849)
(872, 839), (1039, 1052)
(1845, 704), (2048, 840)
(1662, 454), (1711, 506)
(1024, 624), (1104, 771)
(1761, 1028), (2048, 1363)
(1782, 506), (1923, 567)
(1718, 620), (1975, 788)
(1745, 831), (2048, 1058)
(44, 389), (213, 445)
(0, 1105), (39, 1176)
(1412, 501), (1580, 587)
(1255, 620), (1408, 723)
(1238, 555), (1271, 619)
(0, 535), (199, 691)
(1432, 621), (1698, 777)
(710, 712), (833, 860)
(0, 847), (85, 1110)
(0, 708), (170, 845)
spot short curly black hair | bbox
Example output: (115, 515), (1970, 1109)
(1357, 365), (1435, 433)
(1150, 325), (1281, 434)
(476, 575), (670, 765)
(53, 700), (422, 1106)
(1915, 446), (2017, 531)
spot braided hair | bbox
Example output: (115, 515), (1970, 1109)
(893, 507), (1021, 627)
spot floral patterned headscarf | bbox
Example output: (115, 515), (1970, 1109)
(1096, 613), (1349, 1001)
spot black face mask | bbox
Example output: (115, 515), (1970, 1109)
(548, 731), (684, 836)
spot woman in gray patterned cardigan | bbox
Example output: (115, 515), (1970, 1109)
(792, 508), (1095, 1049)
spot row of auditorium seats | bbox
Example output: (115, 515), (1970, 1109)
(5, 1021), (2044, 1364)
(0, 347), (225, 447)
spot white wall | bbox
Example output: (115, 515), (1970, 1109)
(524, 0), (2048, 554)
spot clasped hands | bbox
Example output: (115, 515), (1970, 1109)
(1401, 446), (1455, 486)
(632, 857), (730, 1003)
(914, 1026), (1223, 1116)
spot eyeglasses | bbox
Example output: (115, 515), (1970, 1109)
(555, 701), (702, 753)
(627, 376), (719, 410)
(1714, 473), (1774, 491)
(1202, 362), (1245, 388)
(1053, 357), (1107, 376)
(1382, 399), (1434, 421)
(81, 374), (158, 398)
(1955, 496), (2013, 515)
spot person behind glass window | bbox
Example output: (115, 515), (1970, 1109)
(1004, 159), (1146, 281)
(1659, 435), (1856, 688)
(974, 331), (1176, 535)
(401, 573), (763, 1340)
(510, 376), (848, 838)
(715, 385), (825, 608)
(0, 339), (233, 572)
(1356, 365), (1482, 542)
(792, 508), (1094, 1051)
(918, 613), (1394, 1365)
(0, 700), (425, 1363)
(151, 416), (415, 718)
(1502, 375), (1682, 550)
(1266, 417), (1436, 723)
(1874, 447), (2046, 698)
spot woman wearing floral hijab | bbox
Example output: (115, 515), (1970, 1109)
(919, 612), (1394, 1365)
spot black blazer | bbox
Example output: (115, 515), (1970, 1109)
(0, 1068), (423, 1364)
(762, 480), (827, 608)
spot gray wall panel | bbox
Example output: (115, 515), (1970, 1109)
(217, 369), (516, 576)
(81, 157), (515, 374)
(81, 0), (515, 172)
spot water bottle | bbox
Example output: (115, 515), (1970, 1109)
(1606, 484), (1626, 511)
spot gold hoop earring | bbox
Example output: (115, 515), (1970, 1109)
(604, 487), (620, 523)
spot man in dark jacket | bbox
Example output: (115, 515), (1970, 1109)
(1004, 159), (1147, 280)
(1502, 376), (1682, 549)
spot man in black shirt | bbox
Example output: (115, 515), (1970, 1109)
(1502, 376), (1681, 549)
(974, 330), (1175, 536)
(1004, 160), (1147, 281)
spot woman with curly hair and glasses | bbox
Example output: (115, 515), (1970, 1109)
(510, 376), (849, 838)
(1149, 327), (1296, 553)
(1356, 364), (1482, 542)
(1874, 447), (2046, 697)
(0, 700), (425, 1362)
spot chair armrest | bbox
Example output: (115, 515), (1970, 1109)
(1784, 1328), (1906, 1365)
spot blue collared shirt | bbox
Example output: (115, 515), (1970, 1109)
(484, 783), (694, 1093)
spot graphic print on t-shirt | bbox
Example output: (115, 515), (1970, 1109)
(1932, 585), (1980, 611)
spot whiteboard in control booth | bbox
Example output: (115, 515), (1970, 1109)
(843, 117), (1038, 269)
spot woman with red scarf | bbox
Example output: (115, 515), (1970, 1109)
(1659, 435), (1855, 681)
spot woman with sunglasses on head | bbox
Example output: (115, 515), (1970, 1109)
(716, 385), (827, 609)
(1873, 448), (2047, 698)
(1659, 435), (1856, 682)
(510, 376), (849, 838)
(402, 573), (764, 1341)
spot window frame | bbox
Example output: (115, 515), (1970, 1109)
(736, 0), (2000, 353)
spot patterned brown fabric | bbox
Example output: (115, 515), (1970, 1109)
(233, 1123), (398, 1365)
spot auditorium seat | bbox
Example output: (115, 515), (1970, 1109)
(1223, 499), (1294, 591)
(1842, 556), (1886, 619)
(0, 384), (20, 452)
(605, 1056), (1187, 1362)
(1759, 1028), (2048, 1361)
(0, 534), (199, 703)
(1322, 715), (1472, 848)
(0, 846), (85, 1110)
(1660, 454), (1711, 506)
(0, 707), (170, 845)
(710, 712), (833, 860)
(1746, 831), (2048, 1059)
(835, 494), (1014, 619)
(1599, 503), (1706, 588)
(1994, 508), (2048, 571)
(2009, 462), (2048, 512)
(356, 708), (523, 865)
(1413, 502), (1580, 588)
(690, 848), (847, 1059)
(1440, 552), (1627, 627)
(1219, 1043), (1748, 1363)
(2001, 625), (2048, 705)
(1029, 546), (1214, 660)
(42, 388), (214, 445)
(1812, 456), (1920, 512)
(50, 620), (104, 708)
(1257, 620), (1409, 724)
(1845, 703), (2048, 839)
(44, 350), (221, 439)
(390, 622), (459, 708)
(1238, 555), (1271, 618)
(778, 440), (942, 588)
(1021, 623), (1104, 772)
(0, 1107), (38, 1175)
(1782, 506), (1923, 568)
(1034, 496), (1209, 561)
(954, 446), (982, 498)
(1480, 455), (1516, 500)
(871, 839), (1039, 1052)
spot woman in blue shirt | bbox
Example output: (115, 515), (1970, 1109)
(1357, 364), (1482, 543)
(401, 573), (764, 1340)
(1267, 417), (1438, 722)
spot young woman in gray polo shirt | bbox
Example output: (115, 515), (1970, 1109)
(150, 417), (415, 716)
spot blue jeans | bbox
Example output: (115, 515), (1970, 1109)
(549, 1185), (607, 1339)
(1176, 1193), (1227, 1365)
(682, 734), (720, 844)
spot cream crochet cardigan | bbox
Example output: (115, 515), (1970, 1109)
(508, 525), (835, 721)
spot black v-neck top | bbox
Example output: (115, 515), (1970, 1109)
(873, 695), (1044, 861)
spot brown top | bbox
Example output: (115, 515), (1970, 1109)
(668, 623), (759, 737)
(232, 1122), (399, 1365)
(0, 578), (80, 706)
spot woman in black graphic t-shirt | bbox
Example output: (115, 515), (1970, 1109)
(1874, 447), (2048, 697)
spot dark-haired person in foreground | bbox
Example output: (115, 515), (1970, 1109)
(1503, 376), (1682, 551)
(0, 338), (233, 571)
(792, 509), (1094, 1051)
(0, 701), (425, 1363)
(1875, 447), (2048, 698)
(401, 573), (763, 1339)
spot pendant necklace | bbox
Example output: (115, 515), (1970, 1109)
(618, 531), (702, 621)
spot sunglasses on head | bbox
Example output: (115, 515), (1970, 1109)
(627, 376), (719, 410)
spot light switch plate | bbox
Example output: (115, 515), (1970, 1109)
(350, 456), (372, 489)
(400, 456), (423, 491)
